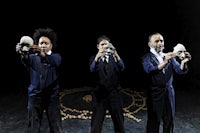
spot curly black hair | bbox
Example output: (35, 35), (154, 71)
(33, 27), (57, 49)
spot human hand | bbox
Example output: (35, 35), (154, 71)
(38, 48), (46, 58)
(113, 48), (118, 56)
(181, 52), (191, 64)
(180, 52), (191, 70)
(164, 52), (176, 62)
(16, 44), (22, 54)
(185, 52), (192, 60)
(95, 49), (105, 61)
(113, 49), (120, 61)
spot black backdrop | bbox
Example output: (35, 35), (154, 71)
(3, 0), (200, 92)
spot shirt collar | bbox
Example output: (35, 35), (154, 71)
(46, 50), (52, 55)
(150, 48), (165, 57)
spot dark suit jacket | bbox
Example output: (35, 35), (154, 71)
(89, 55), (125, 94)
(141, 52), (188, 121)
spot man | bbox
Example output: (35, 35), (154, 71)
(89, 35), (125, 133)
(16, 28), (63, 133)
(141, 32), (191, 133)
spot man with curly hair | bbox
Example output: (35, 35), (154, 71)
(16, 27), (63, 133)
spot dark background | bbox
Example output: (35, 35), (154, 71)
(0, 1), (199, 132)
(2, 0), (200, 93)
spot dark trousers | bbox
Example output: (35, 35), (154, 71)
(27, 91), (62, 133)
(91, 90), (125, 133)
(146, 93), (173, 133)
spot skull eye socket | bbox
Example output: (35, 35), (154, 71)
(106, 47), (113, 50)
(177, 50), (186, 55)
(177, 51), (181, 55)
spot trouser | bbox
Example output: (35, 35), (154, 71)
(27, 90), (62, 133)
(91, 90), (125, 133)
(146, 93), (173, 133)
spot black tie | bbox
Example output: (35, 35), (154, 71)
(104, 55), (108, 63)
(103, 56), (108, 75)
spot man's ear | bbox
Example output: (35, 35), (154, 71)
(50, 43), (53, 49)
(148, 42), (151, 48)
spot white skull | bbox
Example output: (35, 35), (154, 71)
(173, 43), (187, 60)
(103, 43), (115, 55)
(18, 36), (34, 52)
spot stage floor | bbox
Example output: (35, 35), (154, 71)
(0, 87), (199, 133)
